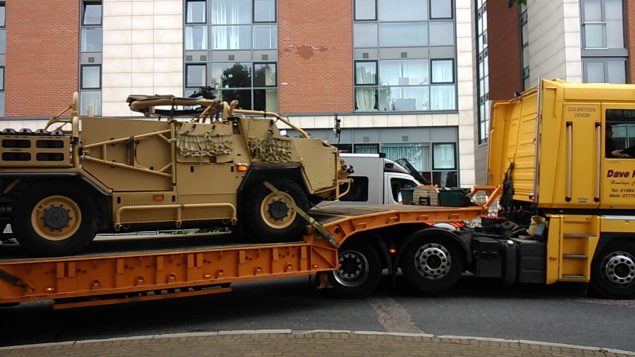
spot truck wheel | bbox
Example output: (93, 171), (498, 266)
(402, 237), (464, 293)
(328, 239), (381, 297)
(246, 178), (309, 242)
(12, 182), (98, 256)
(591, 242), (635, 298)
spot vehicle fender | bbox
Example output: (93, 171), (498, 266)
(394, 227), (471, 272)
(236, 164), (305, 211)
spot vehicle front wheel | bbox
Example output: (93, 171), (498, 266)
(591, 241), (635, 298)
(12, 182), (98, 256)
(245, 178), (309, 243)
(401, 237), (464, 293)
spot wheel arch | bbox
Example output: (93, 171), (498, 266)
(237, 164), (306, 211)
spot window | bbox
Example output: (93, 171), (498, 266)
(80, 1), (102, 116)
(186, 0), (206, 24)
(254, 0), (276, 22)
(354, 0), (376, 20)
(82, 2), (102, 26)
(584, 59), (626, 83)
(81, 65), (101, 89)
(606, 109), (635, 158)
(433, 143), (456, 170)
(520, 4), (529, 89)
(0, 66), (4, 117)
(184, 0), (279, 111)
(476, 0), (490, 143)
(0, 2), (5, 28)
(353, 0), (456, 112)
(582, 0), (623, 49)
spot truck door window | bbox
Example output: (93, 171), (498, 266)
(341, 176), (369, 201)
(390, 178), (417, 201)
(606, 109), (635, 158)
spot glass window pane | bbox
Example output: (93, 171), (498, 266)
(80, 91), (102, 116)
(607, 60), (626, 83)
(379, 60), (428, 86)
(584, 24), (604, 48)
(222, 89), (252, 109)
(431, 60), (454, 83)
(583, 0), (601, 22)
(186, 64), (207, 87)
(379, 23), (427, 47)
(354, 23), (377, 48)
(379, 86), (429, 111)
(212, 26), (251, 49)
(254, 63), (277, 86)
(355, 88), (377, 111)
(213, 63), (251, 88)
(0, 93), (4, 116)
(254, 89), (278, 112)
(81, 27), (102, 52)
(429, 22), (454, 46)
(0, 30), (5, 55)
(354, 144), (379, 154)
(433, 143), (455, 169)
(83, 3), (102, 25)
(355, 0), (376, 20)
(185, 26), (208, 50)
(82, 66), (101, 89)
(431, 85), (456, 110)
(0, 4), (6, 27)
(0, 67), (4, 91)
(585, 62), (605, 83)
(355, 61), (377, 85)
(383, 143), (424, 171)
(212, 0), (251, 24)
(254, 0), (276, 22)
(186, 0), (206, 24)
(253, 25), (277, 49)
(430, 0), (452, 18)
(378, 0), (427, 21)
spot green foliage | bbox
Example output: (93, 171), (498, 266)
(507, 0), (527, 6)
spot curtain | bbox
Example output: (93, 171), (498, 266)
(382, 144), (424, 171)
(433, 143), (455, 169)
(185, 26), (207, 50)
(430, 85), (455, 110)
(253, 25), (277, 49)
(355, 88), (376, 111)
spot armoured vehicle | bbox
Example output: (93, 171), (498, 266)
(0, 92), (349, 256)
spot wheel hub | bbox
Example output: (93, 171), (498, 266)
(268, 200), (289, 221)
(414, 243), (451, 280)
(42, 205), (71, 230)
(603, 251), (635, 286)
(333, 250), (369, 287)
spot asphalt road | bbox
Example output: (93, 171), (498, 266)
(1, 275), (634, 352)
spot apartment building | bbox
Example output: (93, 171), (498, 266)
(476, 0), (635, 183)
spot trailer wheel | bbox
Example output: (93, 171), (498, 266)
(591, 242), (635, 298)
(245, 178), (309, 242)
(12, 182), (98, 256)
(328, 239), (381, 297)
(402, 237), (464, 293)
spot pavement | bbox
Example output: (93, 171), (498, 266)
(1, 330), (634, 356)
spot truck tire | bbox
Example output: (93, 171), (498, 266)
(591, 241), (635, 298)
(245, 178), (309, 243)
(328, 239), (381, 297)
(12, 182), (98, 256)
(402, 237), (464, 293)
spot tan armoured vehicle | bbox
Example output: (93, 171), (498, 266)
(0, 92), (349, 256)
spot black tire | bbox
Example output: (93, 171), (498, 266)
(245, 178), (309, 243)
(327, 239), (381, 297)
(12, 181), (98, 256)
(591, 241), (635, 299)
(401, 237), (464, 293)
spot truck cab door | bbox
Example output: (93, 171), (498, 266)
(600, 105), (635, 209)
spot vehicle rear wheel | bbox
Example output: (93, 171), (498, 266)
(12, 182), (98, 256)
(245, 178), (309, 242)
(402, 237), (464, 293)
(591, 241), (635, 298)
(328, 239), (381, 297)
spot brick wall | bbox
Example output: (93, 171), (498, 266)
(486, 1), (522, 100)
(5, 1), (79, 117)
(278, 0), (353, 113)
